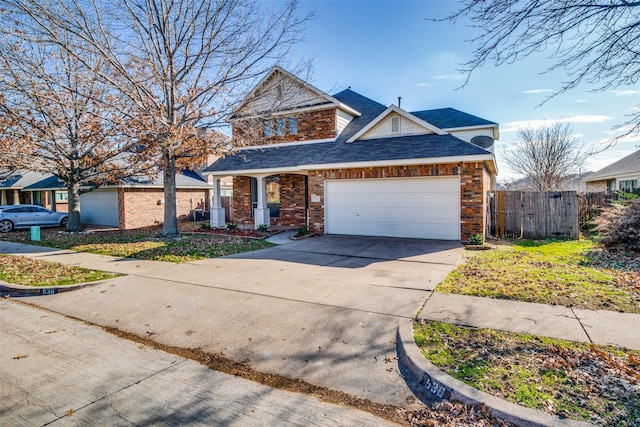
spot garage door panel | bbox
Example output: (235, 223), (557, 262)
(325, 177), (460, 240)
(329, 191), (458, 208)
(80, 190), (119, 227)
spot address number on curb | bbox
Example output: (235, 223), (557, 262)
(40, 288), (57, 296)
(424, 375), (447, 399)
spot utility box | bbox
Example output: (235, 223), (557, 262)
(30, 226), (40, 241)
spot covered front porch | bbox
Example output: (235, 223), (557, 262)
(208, 172), (309, 230)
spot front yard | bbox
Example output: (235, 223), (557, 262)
(0, 223), (274, 263)
(0, 254), (120, 286)
(414, 320), (640, 426)
(438, 239), (640, 313)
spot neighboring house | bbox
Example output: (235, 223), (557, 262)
(583, 149), (640, 194)
(0, 171), (65, 208)
(203, 67), (499, 241)
(22, 170), (211, 229)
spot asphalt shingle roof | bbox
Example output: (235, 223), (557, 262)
(411, 108), (497, 129)
(22, 170), (208, 190)
(204, 89), (495, 174)
(0, 171), (52, 189)
(586, 149), (640, 181)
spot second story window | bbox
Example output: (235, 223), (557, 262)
(263, 120), (273, 137)
(275, 117), (285, 136)
(288, 117), (298, 135)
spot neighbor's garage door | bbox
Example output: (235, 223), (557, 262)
(325, 177), (460, 240)
(80, 189), (119, 227)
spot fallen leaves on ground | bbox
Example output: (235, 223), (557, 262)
(0, 254), (120, 286)
(415, 320), (640, 426)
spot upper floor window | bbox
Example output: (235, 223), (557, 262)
(263, 120), (273, 137)
(275, 117), (285, 136)
(288, 117), (298, 135)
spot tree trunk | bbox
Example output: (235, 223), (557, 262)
(162, 151), (179, 238)
(66, 181), (82, 232)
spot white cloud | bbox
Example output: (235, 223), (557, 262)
(415, 83), (432, 87)
(575, 99), (589, 103)
(523, 89), (554, 94)
(434, 73), (465, 81)
(502, 115), (613, 132)
(611, 89), (640, 96)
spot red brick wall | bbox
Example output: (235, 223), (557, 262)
(120, 188), (208, 229)
(307, 162), (491, 241)
(232, 176), (253, 226)
(232, 174), (307, 228)
(232, 108), (336, 147)
(272, 174), (307, 227)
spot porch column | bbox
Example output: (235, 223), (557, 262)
(13, 190), (20, 204)
(209, 177), (226, 228)
(0, 189), (5, 205)
(50, 190), (57, 211)
(253, 175), (270, 229)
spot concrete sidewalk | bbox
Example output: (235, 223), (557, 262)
(419, 292), (640, 350)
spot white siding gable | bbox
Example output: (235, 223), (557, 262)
(240, 72), (331, 116)
(360, 113), (435, 139)
(449, 127), (495, 143)
(337, 109), (355, 135)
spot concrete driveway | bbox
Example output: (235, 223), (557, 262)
(5, 235), (463, 407)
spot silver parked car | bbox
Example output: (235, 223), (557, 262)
(0, 204), (68, 232)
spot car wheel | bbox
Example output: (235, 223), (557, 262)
(0, 219), (14, 233)
(60, 217), (68, 228)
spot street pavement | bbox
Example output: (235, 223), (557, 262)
(0, 300), (398, 426)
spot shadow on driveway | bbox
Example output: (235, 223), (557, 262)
(224, 235), (463, 268)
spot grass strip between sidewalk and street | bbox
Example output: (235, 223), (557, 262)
(0, 224), (274, 263)
(414, 320), (640, 427)
(437, 239), (640, 313)
(0, 254), (121, 287)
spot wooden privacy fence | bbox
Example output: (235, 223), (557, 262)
(491, 191), (580, 239)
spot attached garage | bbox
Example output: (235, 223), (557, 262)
(324, 176), (460, 240)
(80, 189), (119, 227)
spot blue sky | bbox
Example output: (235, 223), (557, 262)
(286, 0), (640, 181)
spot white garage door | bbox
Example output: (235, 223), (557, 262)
(325, 177), (460, 240)
(80, 189), (119, 227)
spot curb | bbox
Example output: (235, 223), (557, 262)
(396, 319), (594, 427)
(0, 279), (111, 297)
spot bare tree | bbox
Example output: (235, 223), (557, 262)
(444, 1), (640, 143)
(503, 123), (588, 191)
(2, 0), (312, 237)
(0, 33), (155, 231)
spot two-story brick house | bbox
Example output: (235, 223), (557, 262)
(203, 67), (499, 242)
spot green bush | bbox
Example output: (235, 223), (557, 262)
(257, 224), (269, 233)
(468, 234), (484, 245)
(297, 225), (308, 236)
(226, 222), (238, 231)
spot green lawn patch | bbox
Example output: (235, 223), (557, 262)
(0, 224), (273, 263)
(438, 239), (640, 313)
(0, 254), (121, 286)
(414, 320), (640, 426)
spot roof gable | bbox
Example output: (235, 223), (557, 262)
(231, 67), (359, 119)
(347, 105), (446, 143)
